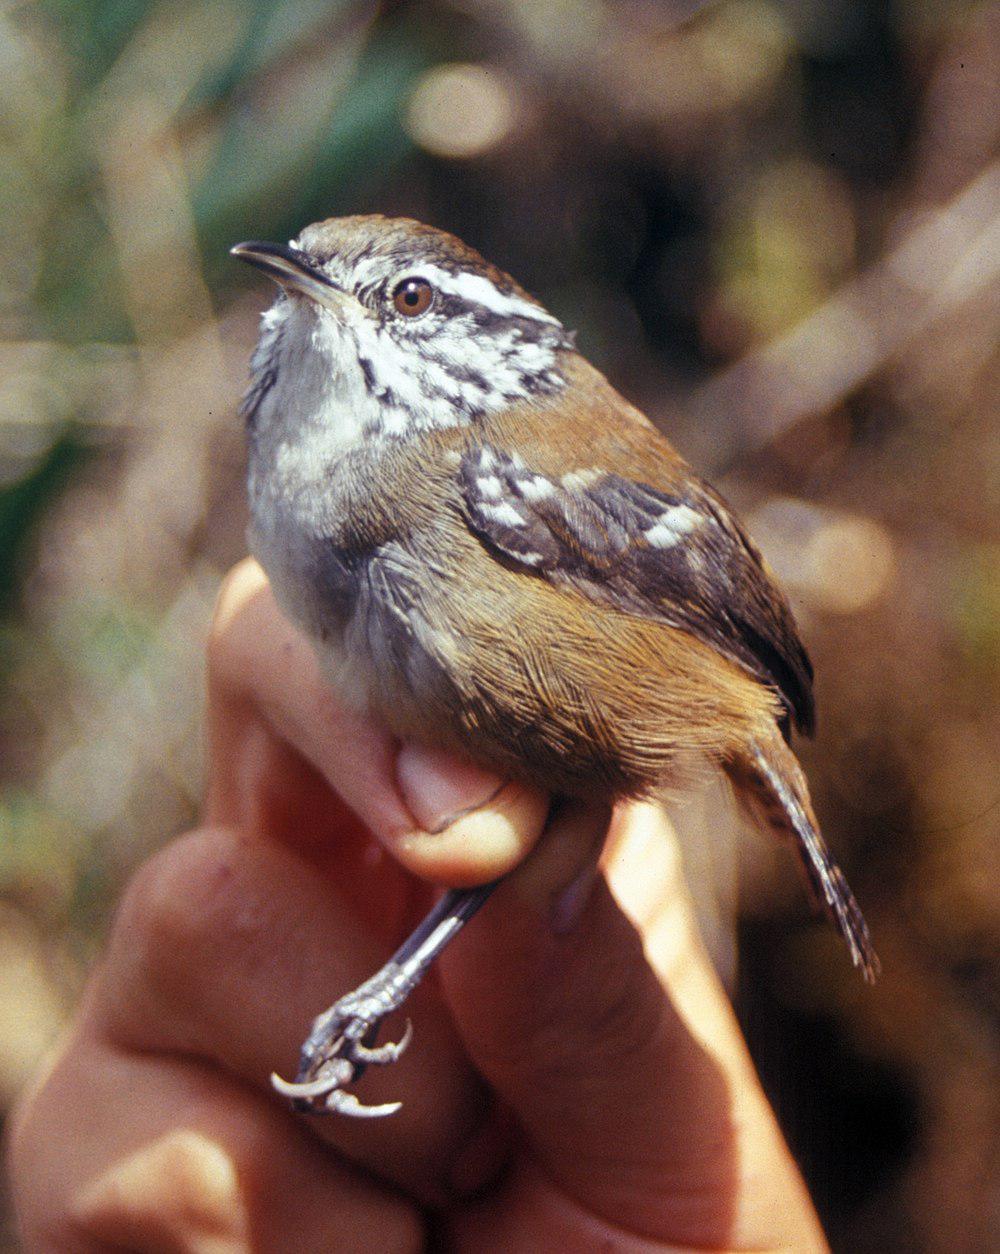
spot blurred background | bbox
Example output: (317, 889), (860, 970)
(0, 0), (996, 1247)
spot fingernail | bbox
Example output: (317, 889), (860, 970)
(396, 742), (507, 834)
(550, 857), (601, 934)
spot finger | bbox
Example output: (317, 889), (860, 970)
(90, 825), (506, 1207)
(207, 558), (549, 884)
(440, 801), (826, 1250)
(9, 1033), (421, 1253)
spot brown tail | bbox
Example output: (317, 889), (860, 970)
(725, 730), (880, 981)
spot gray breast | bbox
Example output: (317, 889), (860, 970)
(335, 540), (465, 721)
(247, 406), (467, 728)
(251, 491), (463, 728)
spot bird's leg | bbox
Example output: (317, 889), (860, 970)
(271, 881), (499, 1117)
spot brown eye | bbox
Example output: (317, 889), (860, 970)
(392, 277), (434, 317)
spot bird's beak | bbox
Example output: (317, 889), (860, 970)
(230, 240), (352, 314)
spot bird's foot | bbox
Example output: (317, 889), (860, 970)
(271, 969), (414, 1118)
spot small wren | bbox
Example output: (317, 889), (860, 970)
(231, 216), (878, 1118)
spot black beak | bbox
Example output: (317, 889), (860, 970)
(230, 241), (347, 306)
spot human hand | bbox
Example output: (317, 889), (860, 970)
(8, 559), (828, 1251)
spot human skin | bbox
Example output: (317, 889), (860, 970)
(7, 559), (829, 1251)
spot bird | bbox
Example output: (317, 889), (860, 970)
(230, 215), (878, 1118)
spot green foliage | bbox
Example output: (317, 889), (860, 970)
(194, 21), (424, 273)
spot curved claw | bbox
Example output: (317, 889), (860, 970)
(325, 1089), (402, 1118)
(352, 1019), (413, 1065)
(271, 1070), (343, 1100)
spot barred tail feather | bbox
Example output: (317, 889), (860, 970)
(725, 732), (880, 982)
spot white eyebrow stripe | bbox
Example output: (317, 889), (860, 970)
(415, 265), (562, 326)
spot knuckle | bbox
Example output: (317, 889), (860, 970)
(6, 1073), (42, 1203)
(505, 928), (664, 1090)
(579, 960), (665, 1070)
(71, 1130), (249, 1248)
(5, 1048), (76, 1243)
(106, 829), (248, 1040)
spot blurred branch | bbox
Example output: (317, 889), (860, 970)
(690, 161), (1000, 470)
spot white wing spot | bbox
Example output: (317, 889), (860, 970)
(519, 475), (556, 502)
(477, 474), (503, 499)
(560, 468), (602, 491)
(644, 505), (702, 548)
(481, 500), (526, 528)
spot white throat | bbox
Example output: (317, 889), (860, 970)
(242, 254), (573, 556)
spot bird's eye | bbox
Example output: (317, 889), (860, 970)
(392, 277), (434, 318)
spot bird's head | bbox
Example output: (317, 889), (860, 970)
(232, 215), (573, 449)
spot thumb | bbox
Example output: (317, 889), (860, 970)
(439, 801), (822, 1249)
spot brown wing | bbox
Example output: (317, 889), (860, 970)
(458, 443), (814, 738)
